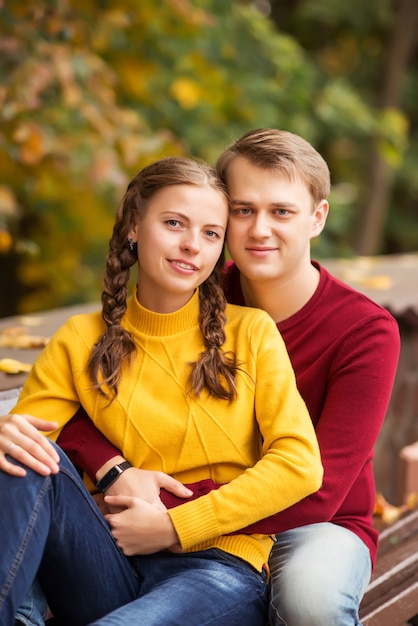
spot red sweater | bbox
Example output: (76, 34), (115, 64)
(58, 262), (400, 567)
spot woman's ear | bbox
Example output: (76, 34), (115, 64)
(127, 227), (138, 253)
(127, 225), (137, 243)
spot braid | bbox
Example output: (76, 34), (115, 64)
(189, 253), (238, 401)
(88, 187), (138, 399)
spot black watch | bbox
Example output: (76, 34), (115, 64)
(95, 461), (132, 492)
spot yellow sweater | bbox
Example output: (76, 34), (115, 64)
(13, 289), (322, 572)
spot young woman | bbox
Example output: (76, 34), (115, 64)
(0, 157), (322, 626)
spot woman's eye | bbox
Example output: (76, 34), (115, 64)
(167, 219), (180, 227)
(205, 230), (219, 239)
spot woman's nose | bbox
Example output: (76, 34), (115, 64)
(180, 232), (200, 253)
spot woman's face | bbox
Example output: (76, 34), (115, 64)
(132, 184), (228, 313)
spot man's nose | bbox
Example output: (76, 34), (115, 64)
(249, 213), (272, 238)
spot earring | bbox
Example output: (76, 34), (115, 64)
(128, 237), (134, 252)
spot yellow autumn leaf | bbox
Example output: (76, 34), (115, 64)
(170, 78), (201, 109)
(0, 358), (32, 374)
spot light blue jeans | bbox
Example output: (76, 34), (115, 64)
(268, 522), (372, 626)
(4, 444), (268, 625)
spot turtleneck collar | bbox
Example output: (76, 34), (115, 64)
(124, 288), (201, 336)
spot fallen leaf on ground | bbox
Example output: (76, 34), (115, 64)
(0, 326), (49, 349)
(0, 357), (32, 374)
(374, 491), (418, 525)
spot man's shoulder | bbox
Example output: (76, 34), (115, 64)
(316, 262), (395, 322)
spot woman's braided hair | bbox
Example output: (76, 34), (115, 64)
(88, 156), (237, 401)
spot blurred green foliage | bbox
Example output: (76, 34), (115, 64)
(0, 0), (416, 315)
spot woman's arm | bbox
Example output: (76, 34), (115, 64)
(56, 311), (324, 539)
(101, 313), (323, 554)
(56, 400), (315, 536)
(166, 313), (323, 549)
(6, 310), (321, 550)
(0, 318), (90, 476)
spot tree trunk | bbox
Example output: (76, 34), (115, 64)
(356, 0), (418, 256)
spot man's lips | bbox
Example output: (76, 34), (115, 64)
(245, 246), (278, 255)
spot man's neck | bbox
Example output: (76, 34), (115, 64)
(240, 262), (320, 324)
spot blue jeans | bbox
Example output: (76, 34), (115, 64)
(90, 550), (268, 625)
(16, 556), (268, 626)
(268, 522), (372, 626)
(2, 445), (268, 625)
(1, 446), (139, 625)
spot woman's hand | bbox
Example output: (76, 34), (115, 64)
(99, 466), (193, 514)
(104, 494), (181, 555)
(0, 413), (60, 477)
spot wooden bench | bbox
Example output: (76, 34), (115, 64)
(359, 509), (418, 626)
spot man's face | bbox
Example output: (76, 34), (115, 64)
(226, 157), (327, 283)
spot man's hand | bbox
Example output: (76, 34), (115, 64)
(0, 413), (60, 477)
(104, 494), (181, 555)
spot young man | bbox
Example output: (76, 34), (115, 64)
(13, 129), (400, 626)
(216, 128), (400, 625)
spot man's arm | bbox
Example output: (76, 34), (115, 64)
(269, 314), (401, 531)
(57, 407), (120, 482)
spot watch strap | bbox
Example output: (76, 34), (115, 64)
(95, 461), (132, 492)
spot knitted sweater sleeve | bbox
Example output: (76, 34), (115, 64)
(57, 407), (122, 480)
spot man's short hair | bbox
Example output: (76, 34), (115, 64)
(216, 128), (331, 206)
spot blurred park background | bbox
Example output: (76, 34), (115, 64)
(0, 0), (417, 318)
